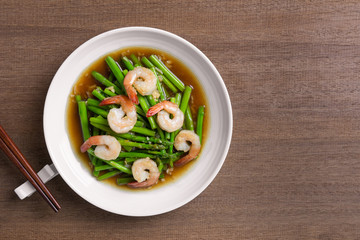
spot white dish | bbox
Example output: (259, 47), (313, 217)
(43, 27), (232, 216)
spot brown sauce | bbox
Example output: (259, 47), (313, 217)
(66, 47), (209, 190)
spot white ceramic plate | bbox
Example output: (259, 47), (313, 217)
(43, 27), (232, 216)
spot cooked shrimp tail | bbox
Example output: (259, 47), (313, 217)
(126, 87), (139, 105)
(80, 135), (121, 161)
(174, 130), (201, 167)
(100, 95), (135, 112)
(174, 154), (194, 167)
(127, 157), (160, 188)
(146, 100), (179, 117)
(127, 177), (159, 188)
(123, 67), (157, 105)
(99, 95), (125, 106)
(146, 101), (184, 132)
(99, 95), (137, 134)
(146, 102), (164, 117)
(80, 139), (94, 153)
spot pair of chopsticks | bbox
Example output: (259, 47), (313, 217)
(0, 125), (61, 212)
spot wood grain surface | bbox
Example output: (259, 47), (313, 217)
(2, 0), (360, 239)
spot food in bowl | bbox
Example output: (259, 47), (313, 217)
(67, 47), (208, 189)
(44, 27), (231, 215)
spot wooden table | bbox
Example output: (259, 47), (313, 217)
(2, 0), (360, 239)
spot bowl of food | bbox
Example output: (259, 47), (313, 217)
(43, 27), (232, 216)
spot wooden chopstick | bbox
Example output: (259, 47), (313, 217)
(0, 125), (61, 212)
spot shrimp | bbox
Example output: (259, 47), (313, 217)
(80, 135), (121, 161)
(99, 95), (137, 133)
(127, 157), (160, 188)
(146, 101), (184, 132)
(174, 130), (201, 167)
(123, 66), (157, 105)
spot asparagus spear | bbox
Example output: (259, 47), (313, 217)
(87, 106), (108, 118)
(122, 56), (135, 70)
(76, 95), (100, 176)
(118, 152), (154, 158)
(91, 71), (123, 95)
(149, 55), (185, 92)
(97, 170), (120, 181)
(117, 138), (166, 150)
(94, 165), (115, 171)
(185, 105), (194, 131)
(130, 54), (142, 67)
(142, 56), (177, 93)
(76, 96), (90, 140)
(117, 177), (135, 185)
(179, 86), (192, 113)
(141, 56), (154, 68)
(138, 95), (157, 130)
(196, 106), (205, 144)
(150, 67), (166, 101)
(159, 74), (178, 93)
(89, 116), (144, 128)
(92, 88), (106, 101)
(105, 56), (125, 92)
(131, 126), (156, 137)
(87, 149), (132, 174)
